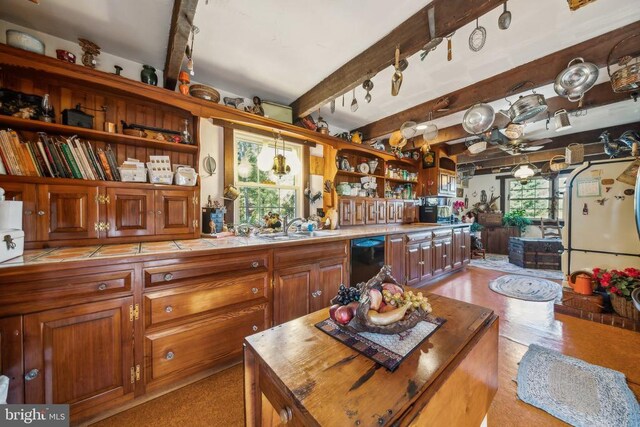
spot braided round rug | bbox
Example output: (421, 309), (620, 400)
(488, 274), (562, 302)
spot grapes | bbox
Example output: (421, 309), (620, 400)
(382, 288), (432, 313)
(334, 284), (360, 305)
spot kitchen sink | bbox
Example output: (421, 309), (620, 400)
(256, 229), (340, 241)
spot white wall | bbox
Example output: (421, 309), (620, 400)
(198, 119), (224, 206)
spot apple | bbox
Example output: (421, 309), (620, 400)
(346, 301), (359, 316)
(329, 304), (340, 321)
(334, 305), (353, 325)
(382, 283), (404, 295)
(369, 289), (382, 311)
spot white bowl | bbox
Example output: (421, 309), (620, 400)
(6, 30), (45, 54)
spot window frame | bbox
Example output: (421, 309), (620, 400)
(232, 130), (305, 224)
(505, 175), (566, 221)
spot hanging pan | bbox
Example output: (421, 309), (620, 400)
(554, 57), (599, 103)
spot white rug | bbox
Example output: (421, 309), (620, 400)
(489, 274), (563, 302)
(471, 254), (564, 280)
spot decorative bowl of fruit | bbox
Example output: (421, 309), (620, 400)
(329, 265), (433, 335)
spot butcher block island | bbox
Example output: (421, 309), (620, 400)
(244, 294), (499, 427)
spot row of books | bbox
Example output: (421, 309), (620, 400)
(0, 130), (122, 181)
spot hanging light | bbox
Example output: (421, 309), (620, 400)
(237, 155), (252, 178)
(554, 109), (572, 132)
(512, 159), (538, 181)
(257, 143), (274, 171)
(271, 132), (291, 178)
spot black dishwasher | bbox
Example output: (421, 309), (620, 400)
(350, 236), (385, 285)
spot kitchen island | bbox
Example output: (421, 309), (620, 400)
(244, 294), (498, 427)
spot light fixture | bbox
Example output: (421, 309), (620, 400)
(271, 132), (291, 178)
(554, 109), (572, 132)
(467, 140), (487, 154)
(416, 124), (427, 130)
(512, 159), (538, 181)
(237, 156), (252, 179)
(502, 123), (524, 140)
(257, 143), (274, 171)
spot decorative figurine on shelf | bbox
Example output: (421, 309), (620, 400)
(78, 38), (100, 68)
(181, 119), (192, 144)
(114, 65), (123, 76)
(141, 65), (158, 86)
(304, 186), (322, 204)
(207, 195), (213, 208)
(244, 96), (265, 116)
(39, 93), (54, 123)
(223, 97), (245, 109)
(178, 71), (190, 95)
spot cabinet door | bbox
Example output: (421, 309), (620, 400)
(462, 228), (472, 265)
(376, 200), (387, 224)
(385, 235), (405, 285)
(443, 238), (453, 271)
(106, 187), (155, 237)
(24, 297), (134, 415)
(365, 200), (377, 224)
(37, 184), (99, 241)
(420, 240), (433, 282)
(338, 199), (353, 227)
(395, 202), (404, 224)
(0, 316), (23, 404)
(405, 243), (421, 287)
(432, 240), (444, 276)
(311, 259), (347, 312)
(403, 203), (416, 224)
(387, 202), (396, 223)
(452, 229), (464, 269)
(155, 189), (195, 235)
(353, 199), (365, 225)
(1, 182), (37, 242)
(273, 264), (313, 325)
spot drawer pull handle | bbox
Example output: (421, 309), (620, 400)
(37, 210), (45, 216)
(418, 261), (425, 265)
(25, 369), (39, 381)
(165, 305), (173, 313)
(252, 325), (258, 332)
(251, 287), (259, 294)
(165, 351), (175, 361)
(24, 210), (33, 216)
(157, 210), (163, 215)
(251, 261), (259, 268)
(97, 283), (107, 291)
(279, 407), (293, 424)
(164, 273), (173, 281)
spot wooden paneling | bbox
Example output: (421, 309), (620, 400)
(144, 303), (267, 389)
(273, 240), (347, 268)
(365, 199), (377, 224)
(481, 226), (520, 255)
(36, 184), (99, 241)
(106, 187), (155, 237)
(452, 229), (464, 269)
(353, 199), (365, 226)
(387, 201), (397, 223)
(144, 272), (269, 327)
(420, 240), (434, 283)
(463, 228), (472, 265)
(312, 259), (347, 312)
(0, 316), (23, 404)
(338, 199), (353, 227)
(386, 234), (406, 285)
(23, 297), (134, 417)
(164, 0), (199, 90)
(406, 243), (421, 287)
(395, 201), (404, 224)
(1, 181), (37, 241)
(155, 189), (194, 235)
(376, 200), (386, 224)
(273, 265), (312, 325)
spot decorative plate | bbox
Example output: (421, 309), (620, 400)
(358, 163), (370, 174)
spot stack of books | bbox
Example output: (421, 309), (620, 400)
(0, 129), (122, 181)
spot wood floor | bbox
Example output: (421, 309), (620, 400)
(93, 265), (640, 426)
(425, 266), (640, 426)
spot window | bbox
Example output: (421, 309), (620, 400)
(233, 131), (304, 224)
(507, 176), (566, 220)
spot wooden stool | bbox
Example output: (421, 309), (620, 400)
(472, 249), (486, 259)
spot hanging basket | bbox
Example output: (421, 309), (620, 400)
(607, 34), (640, 93)
(549, 155), (569, 172)
(610, 293), (640, 321)
(565, 143), (584, 164)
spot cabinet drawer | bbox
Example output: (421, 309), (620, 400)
(274, 241), (348, 268)
(0, 268), (133, 316)
(144, 251), (270, 288)
(406, 232), (431, 242)
(144, 272), (269, 326)
(144, 303), (268, 385)
(432, 230), (452, 239)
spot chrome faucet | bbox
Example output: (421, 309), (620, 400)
(283, 217), (305, 236)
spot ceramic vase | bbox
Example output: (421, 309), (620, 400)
(141, 65), (158, 86)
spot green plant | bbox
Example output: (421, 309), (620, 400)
(470, 222), (483, 233)
(502, 209), (531, 233)
(593, 268), (640, 301)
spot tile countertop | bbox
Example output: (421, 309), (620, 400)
(0, 223), (469, 270)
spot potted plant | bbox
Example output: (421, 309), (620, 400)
(592, 267), (640, 320)
(470, 221), (483, 238)
(502, 209), (531, 233)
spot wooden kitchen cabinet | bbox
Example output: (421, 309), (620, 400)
(0, 316), (23, 404)
(481, 226), (521, 255)
(155, 189), (195, 235)
(420, 239), (434, 282)
(23, 297), (135, 418)
(311, 259), (347, 312)
(386, 234), (405, 285)
(274, 264), (314, 324)
(463, 228), (472, 265)
(106, 187), (155, 237)
(365, 199), (377, 224)
(387, 201), (397, 223)
(1, 182), (37, 241)
(452, 228), (464, 269)
(376, 200), (387, 224)
(406, 243), (421, 286)
(338, 198), (353, 227)
(353, 199), (365, 225)
(395, 201), (404, 224)
(36, 184), (99, 241)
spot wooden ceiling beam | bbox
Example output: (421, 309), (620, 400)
(163, 0), (199, 90)
(355, 20), (640, 139)
(289, 0), (505, 118)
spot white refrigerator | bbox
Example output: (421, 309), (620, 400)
(562, 158), (640, 276)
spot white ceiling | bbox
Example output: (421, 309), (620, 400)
(1, 0), (638, 136)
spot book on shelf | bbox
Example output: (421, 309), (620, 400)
(96, 148), (115, 181)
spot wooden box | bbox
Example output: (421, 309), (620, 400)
(478, 212), (503, 226)
(508, 237), (562, 270)
(561, 289), (604, 313)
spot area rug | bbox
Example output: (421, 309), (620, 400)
(489, 274), (562, 302)
(517, 344), (640, 427)
(471, 254), (564, 280)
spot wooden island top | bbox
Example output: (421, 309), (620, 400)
(244, 293), (499, 426)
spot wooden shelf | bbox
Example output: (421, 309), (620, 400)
(385, 177), (418, 184)
(0, 174), (197, 190)
(0, 115), (198, 154)
(335, 170), (384, 179)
